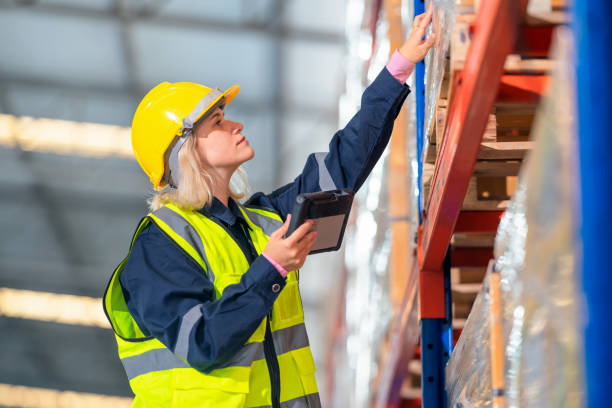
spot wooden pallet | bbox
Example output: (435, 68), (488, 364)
(423, 168), (520, 211)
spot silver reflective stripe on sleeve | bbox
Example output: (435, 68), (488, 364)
(250, 393), (321, 408)
(241, 206), (283, 236)
(182, 88), (223, 130)
(173, 304), (202, 360)
(121, 348), (189, 380)
(152, 206), (214, 282)
(272, 323), (309, 356)
(314, 152), (337, 191)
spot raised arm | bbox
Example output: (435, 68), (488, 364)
(247, 7), (435, 219)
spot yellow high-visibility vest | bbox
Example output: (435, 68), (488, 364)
(103, 202), (320, 408)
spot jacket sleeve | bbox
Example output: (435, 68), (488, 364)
(119, 222), (285, 373)
(246, 67), (411, 219)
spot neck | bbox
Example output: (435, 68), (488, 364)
(211, 170), (233, 207)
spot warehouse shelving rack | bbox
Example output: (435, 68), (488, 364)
(375, 0), (612, 406)
(418, 1), (531, 406)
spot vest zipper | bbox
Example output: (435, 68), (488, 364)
(264, 314), (281, 408)
(209, 216), (282, 407)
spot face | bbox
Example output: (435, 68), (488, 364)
(193, 107), (254, 174)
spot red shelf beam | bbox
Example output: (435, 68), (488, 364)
(451, 248), (495, 268)
(498, 75), (550, 104)
(516, 26), (554, 57)
(454, 211), (504, 233)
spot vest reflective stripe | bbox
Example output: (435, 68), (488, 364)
(240, 206), (283, 236)
(151, 206), (214, 282)
(314, 152), (337, 191)
(122, 343), (264, 381)
(251, 393), (321, 408)
(122, 347), (189, 380)
(272, 323), (309, 356)
(121, 323), (311, 381)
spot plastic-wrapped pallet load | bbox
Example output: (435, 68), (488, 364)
(331, 0), (420, 406)
(446, 271), (494, 406)
(445, 27), (583, 407)
(423, 0), (455, 163)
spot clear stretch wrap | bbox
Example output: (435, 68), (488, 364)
(423, 0), (455, 163)
(332, 0), (400, 406)
(502, 27), (583, 407)
(446, 271), (493, 407)
(445, 27), (583, 407)
(331, 0), (422, 405)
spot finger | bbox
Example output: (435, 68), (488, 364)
(272, 214), (291, 238)
(413, 14), (423, 27)
(287, 219), (314, 243)
(415, 14), (434, 39)
(296, 232), (317, 260)
(419, 33), (436, 50)
(300, 231), (318, 252)
(427, 2), (434, 15)
(426, 33), (436, 47)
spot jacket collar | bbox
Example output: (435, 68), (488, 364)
(199, 197), (251, 230)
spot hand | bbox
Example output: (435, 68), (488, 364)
(263, 215), (317, 272)
(398, 3), (436, 64)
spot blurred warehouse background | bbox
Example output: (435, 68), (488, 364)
(1, 0), (604, 407)
(0, 0), (351, 405)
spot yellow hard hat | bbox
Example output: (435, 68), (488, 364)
(131, 81), (240, 190)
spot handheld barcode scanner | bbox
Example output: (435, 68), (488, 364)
(286, 189), (355, 254)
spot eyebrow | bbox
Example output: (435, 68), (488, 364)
(209, 111), (222, 122)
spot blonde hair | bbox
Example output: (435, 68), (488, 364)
(148, 133), (249, 212)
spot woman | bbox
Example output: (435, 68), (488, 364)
(103, 7), (434, 408)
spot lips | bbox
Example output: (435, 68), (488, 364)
(237, 136), (246, 145)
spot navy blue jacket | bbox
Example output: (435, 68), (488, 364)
(119, 67), (410, 372)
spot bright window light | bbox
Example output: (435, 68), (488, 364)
(0, 384), (132, 408)
(0, 287), (109, 328)
(0, 114), (133, 159)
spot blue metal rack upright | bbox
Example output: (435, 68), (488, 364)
(573, 0), (612, 405)
(414, 1), (454, 407)
(415, 0), (425, 221)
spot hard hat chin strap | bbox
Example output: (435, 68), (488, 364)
(166, 133), (189, 189)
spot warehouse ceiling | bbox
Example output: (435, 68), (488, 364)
(0, 0), (346, 402)
(0, 0), (346, 189)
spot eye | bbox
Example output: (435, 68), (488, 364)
(215, 120), (222, 126)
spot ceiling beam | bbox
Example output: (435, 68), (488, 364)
(0, 73), (338, 124)
(115, 0), (142, 107)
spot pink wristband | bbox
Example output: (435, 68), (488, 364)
(262, 253), (289, 278)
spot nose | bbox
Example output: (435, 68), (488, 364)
(230, 121), (243, 135)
